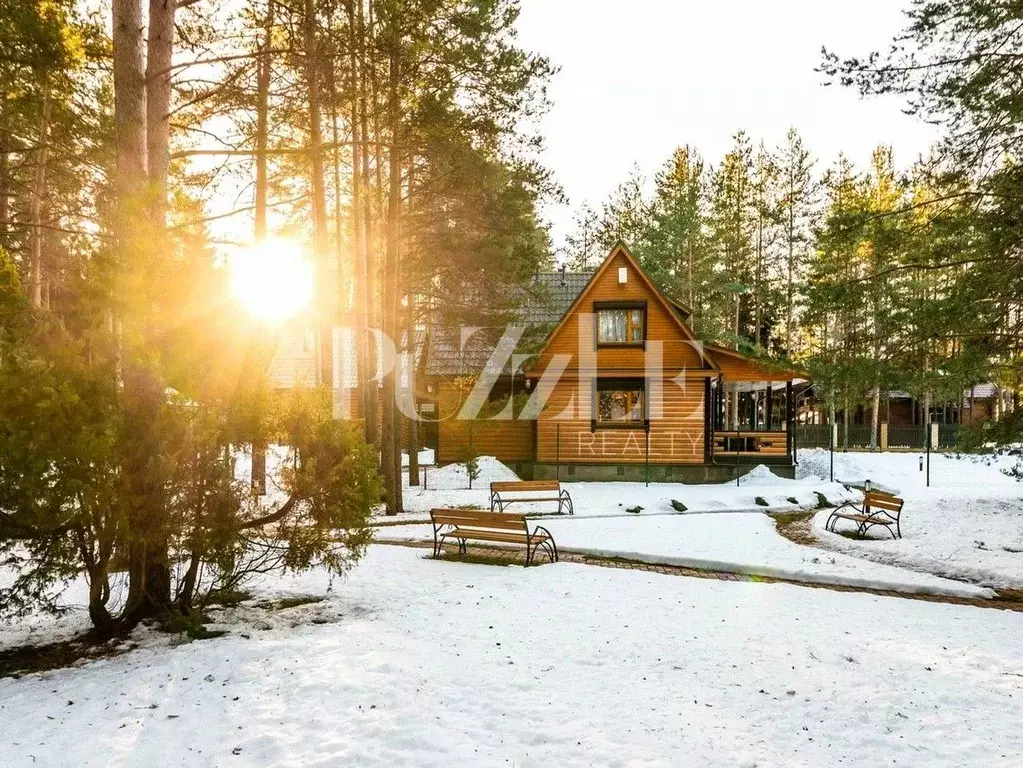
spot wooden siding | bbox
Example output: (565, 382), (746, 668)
(709, 347), (797, 382)
(530, 249), (711, 376)
(434, 380), (535, 464)
(534, 376), (706, 464)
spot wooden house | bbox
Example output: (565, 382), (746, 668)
(421, 244), (804, 482)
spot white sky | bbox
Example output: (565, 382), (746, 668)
(515, 0), (938, 252)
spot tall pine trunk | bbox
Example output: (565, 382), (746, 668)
(379, 18), (403, 515)
(146, 0), (174, 227)
(304, 0), (332, 388)
(29, 90), (51, 308)
(251, 0), (273, 495)
(359, 0), (379, 449)
(347, 0), (371, 436)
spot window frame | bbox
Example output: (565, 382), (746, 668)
(593, 300), (647, 349)
(591, 377), (650, 431)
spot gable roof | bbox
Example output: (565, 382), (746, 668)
(528, 242), (717, 371)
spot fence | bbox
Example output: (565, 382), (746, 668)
(887, 425), (927, 450)
(793, 421), (1010, 488)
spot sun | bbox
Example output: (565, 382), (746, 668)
(230, 238), (314, 325)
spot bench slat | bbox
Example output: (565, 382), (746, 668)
(445, 529), (549, 544)
(431, 509), (526, 530)
(490, 480), (561, 492)
(864, 496), (903, 512)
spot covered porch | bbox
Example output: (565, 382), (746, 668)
(710, 378), (797, 462)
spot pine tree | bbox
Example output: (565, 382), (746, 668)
(563, 203), (601, 271)
(709, 131), (755, 348)
(642, 146), (716, 334)
(773, 128), (816, 356)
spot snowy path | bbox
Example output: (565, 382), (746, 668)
(2, 546), (1022, 767)
(373, 513), (995, 599)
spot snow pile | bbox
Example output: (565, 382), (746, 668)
(400, 448), (435, 467)
(813, 497), (1023, 590)
(375, 513), (994, 598)
(2, 546), (1021, 767)
(416, 456), (518, 491)
(737, 464), (792, 486)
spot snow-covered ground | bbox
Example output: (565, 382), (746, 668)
(813, 498), (1023, 590)
(796, 446), (1022, 497)
(386, 450), (1023, 593)
(795, 449), (1023, 589)
(2, 546), (1022, 767)
(374, 514), (994, 598)
(399, 458), (859, 518)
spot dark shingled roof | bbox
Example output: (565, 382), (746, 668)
(424, 270), (593, 378)
(519, 270), (594, 325)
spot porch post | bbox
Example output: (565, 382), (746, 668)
(785, 380), (794, 459)
(766, 383), (773, 430)
(703, 377), (712, 463)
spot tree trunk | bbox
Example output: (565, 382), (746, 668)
(842, 395), (850, 450)
(406, 290), (420, 486)
(359, 0), (379, 449)
(0, 134), (9, 248)
(380, 28), (403, 515)
(112, 0), (147, 200)
(347, 0), (371, 437)
(304, 0), (332, 388)
(114, 0), (176, 627)
(250, 0), (273, 496)
(869, 383), (880, 450)
(146, 0), (174, 227)
(29, 90), (51, 308)
(786, 207), (794, 355)
(254, 0), (272, 241)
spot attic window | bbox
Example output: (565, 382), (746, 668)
(595, 301), (645, 346)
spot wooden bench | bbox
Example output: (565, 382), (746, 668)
(429, 509), (558, 566)
(825, 490), (904, 539)
(489, 480), (574, 516)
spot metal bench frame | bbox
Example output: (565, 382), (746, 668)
(489, 481), (574, 516)
(825, 491), (904, 539)
(430, 509), (558, 566)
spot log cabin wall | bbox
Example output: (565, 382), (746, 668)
(533, 375), (709, 465)
(433, 380), (535, 464)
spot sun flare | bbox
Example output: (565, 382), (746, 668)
(230, 238), (314, 325)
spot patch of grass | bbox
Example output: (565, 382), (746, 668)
(814, 491), (832, 509)
(430, 551), (523, 567)
(256, 595), (326, 611)
(625, 505), (643, 514)
(205, 588), (251, 607)
(754, 496), (769, 507)
(770, 511), (816, 546)
(670, 499), (688, 512)
(162, 611), (227, 641)
(0, 634), (132, 679)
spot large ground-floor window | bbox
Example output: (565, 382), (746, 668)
(594, 378), (647, 427)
